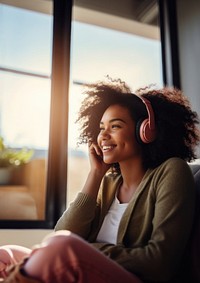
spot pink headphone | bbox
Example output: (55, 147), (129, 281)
(136, 96), (156, 144)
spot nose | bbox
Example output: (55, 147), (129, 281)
(98, 128), (110, 140)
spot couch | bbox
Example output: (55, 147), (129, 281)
(188, 160), (200, 282)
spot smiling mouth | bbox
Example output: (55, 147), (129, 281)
(102, 145), (116, 152)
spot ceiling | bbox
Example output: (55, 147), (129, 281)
(74, 0), (159, 26)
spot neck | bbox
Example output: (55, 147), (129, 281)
(117, 159), (146, 203)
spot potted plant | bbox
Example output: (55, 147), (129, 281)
(0, 136), (34, 185)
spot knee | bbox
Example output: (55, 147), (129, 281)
(0, 248), (13, 265)
(0, 248), (13, 278)
(26, 231), (84, 269)
(43, 231), (83, 253)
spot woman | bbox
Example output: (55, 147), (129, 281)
(0, 78), (199, 283)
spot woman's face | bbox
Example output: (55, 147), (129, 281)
(97, 104), (142, 164)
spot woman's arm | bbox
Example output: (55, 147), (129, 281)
(55, 143), (110, 236)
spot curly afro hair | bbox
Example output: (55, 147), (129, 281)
(76, 78), (200, 169)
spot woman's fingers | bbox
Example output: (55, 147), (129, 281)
(92, 143), (102, 157)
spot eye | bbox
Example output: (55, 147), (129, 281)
(111, 124), (121, 129)
(99, 126), (105, 132)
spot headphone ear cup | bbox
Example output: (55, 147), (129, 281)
(136, 118), (156, 144)
(140, 119), (151, 143)
(135, 96), (156, 144)
(135, 119), (144, 144)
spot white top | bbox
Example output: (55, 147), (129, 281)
(96, 195), (128, 244)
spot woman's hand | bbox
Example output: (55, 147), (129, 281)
(88, 142), (111, 177)
(81, 143), (111, 199)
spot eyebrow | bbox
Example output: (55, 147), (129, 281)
(100, 118), (126, 124)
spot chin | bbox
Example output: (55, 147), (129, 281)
(103, 157), (117, 165)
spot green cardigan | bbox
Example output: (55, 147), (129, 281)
(55, 158), (195, 282)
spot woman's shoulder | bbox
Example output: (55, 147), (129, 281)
(144, 157), (194, 190)
(151, 157), (195, 189)
(157, 157), (191, 173)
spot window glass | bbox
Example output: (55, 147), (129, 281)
(0, 72), (51, 148)
(0, 3), (53, 220)
(0, 4), (52, 75)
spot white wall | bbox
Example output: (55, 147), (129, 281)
(177, 0), (200, 116)
(177, 0), (200, 157)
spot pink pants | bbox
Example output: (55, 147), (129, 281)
(0, 230), (142, 283)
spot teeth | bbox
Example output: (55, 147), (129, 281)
(102, 145), (113, 151)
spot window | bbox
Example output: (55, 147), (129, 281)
(0, 1), (54, 226)
(0, 4), (52, 149)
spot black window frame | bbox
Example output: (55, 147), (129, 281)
(158, 0), (181, 88)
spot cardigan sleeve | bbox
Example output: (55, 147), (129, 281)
(54, 192), (99, 239)
(54, 173), (119, 239)
(92, 158), (195, 282)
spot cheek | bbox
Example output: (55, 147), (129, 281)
(122, 133), (139, 149)
(122, 131), (135, 143)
